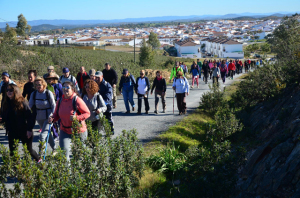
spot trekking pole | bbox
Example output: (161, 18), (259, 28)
(44, 123), (52, 160)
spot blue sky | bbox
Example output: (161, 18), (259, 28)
(0, 0), (299, 21)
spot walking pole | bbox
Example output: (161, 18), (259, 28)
(44, 123), (52, 160)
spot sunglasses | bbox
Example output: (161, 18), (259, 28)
(36, 84), (42, 87)
(7, 89), (13, 92)
(62, 86), (71, 90)
(140, 73), (145, 75)
(85, 86), (90, 89)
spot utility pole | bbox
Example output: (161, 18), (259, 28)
(134, 34), (136, 63)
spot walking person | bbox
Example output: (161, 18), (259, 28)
(95, 71), (115, 134)
(102, 63), (118, 109)
(197, 59), (202, 79)
(181, 62), (188, 76)
(48, 81), (90, 161)
(212, 62), (220, 86)
(89, 69), (96, 81)
(172, 71), (189, 115)
(190, 61), (200, 88)
(236, 59), (240, 75)
(76, 66), (89, 93)
(119, 69), (136, 114)
(220, 60), (227, 84)
(135, 70), (150, 115)
(202, 60), (210, 84)
(151, 71), (166, 114)
(169, 61), (184, 83)
(43, 66), (59, 79)
(0, 72), (16, 105)
(59, 67), (80, 93)
(228, 60), (235, 79)
(29, 77), (57, 154)
(1, 84), (40, 162)
(244, 60), (249, 73)
(208, 60), (214, 79)
(82, 79), (107, 132)
(22, 70), (37, 101)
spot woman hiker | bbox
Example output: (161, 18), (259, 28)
(82, 79), (107, 132)
(119, 69), (136, 113)
(220, 60), (227, 84)
(29, 77), (57, 154)
(190, 61), (200, 89)
(151, 70), (166, 114)
(1, 84), (40, 162)
(212, 62), (220, 86)
(48, 81), (90, 161)
(172, 71), (189, 115)
(202, 60), (210, 84)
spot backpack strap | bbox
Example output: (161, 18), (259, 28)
(96, 94), (101, 110)
(72, 95), (78, 115)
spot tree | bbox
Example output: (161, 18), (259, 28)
(251, 43), (259, 53)
(260, 43), (271, 56)
(139, 39), (154, 67)
(16, 14), (31, 37)
(147, 32), (160, 49)
(3, 23), (17, 44)
(254, 36), (260, 40)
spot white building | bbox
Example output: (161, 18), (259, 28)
(174, 38), (202, 58)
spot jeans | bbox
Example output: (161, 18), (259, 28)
(155, 90), (166, 111)
(122, 88), (135, 112)
(229, 70), (234, 79)
(59, 130), (88, 161)
(137, 94), (150, 113)
(37, 119), (56, 152)
(192, 75), (199, 87)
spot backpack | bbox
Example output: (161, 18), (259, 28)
(32, 90), (52, 119)
(59, 75), (75, 84)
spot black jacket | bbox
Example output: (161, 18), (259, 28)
(202, 63), (210, 74)
(102, 68), (118, 86)
(22, 82), (35, 101)
(1, 100), (35, 138)
(151, 77), (166, 93)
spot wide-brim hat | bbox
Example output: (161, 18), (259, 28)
(45, 72), (59, 80)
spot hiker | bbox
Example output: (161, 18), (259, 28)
(22, 70), (37, 101)
(197, 59), (202, 79)
(45, 72), (63, 140)
(59, 67), (80, 93)
(102, 63), (118, 109)
(202, 60), (210, 84)
(248, 59), (252, 70)
(135, 70), (150, 115)
(208, 60), (214, 79)
(228, 60), (235, 80)
(220, 60), (227, 84)
(181, 62), (188, 76)
(95, 71), (115, 135)
(238, 60), (243, 73)
(212, 62), (220, 85)
(172, 71), (189, 115)
(169, 61), (184, 83)
(119, 69), (136, 113)
(76, 66), (89, 93)
(48, 81), (90, 161)
(29, 77), (57, 154)
(0, 72), (16, 105)
(82, 79), (107, 131)
(43, 66), (59, 79)
(151, 70), (166, 114)
(1, 84), (40, 162)
(89, 69), (96, 81)
(190, 61), (200, 88)
(236, 59), (240, 75)
(244, 60), (249, 73)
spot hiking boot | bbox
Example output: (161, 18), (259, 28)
(179, 112), (182, 115)
(154, 110), (158, 114)
(132, 107), (135, 111)
(183, 110), (187, 114)
(125, 111), (130, 114)
(113, 106), (117, 109)
(162, 109), (166, 113)
(197, 86), (199, 88)
(137, 112), (142, 115)
(145, 111), (149, 114)
(111, 131), (115, 135)
(191, 86), (194, 89)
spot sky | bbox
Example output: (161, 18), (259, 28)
(0, 0), (299, 21)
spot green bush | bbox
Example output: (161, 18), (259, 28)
(0, 116), (145, 197)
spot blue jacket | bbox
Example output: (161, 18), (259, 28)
(52, 83), (63, 101)
(99, 79), (112, 111)
(119, 74), (136, 92)
(190, 64), (200, 76)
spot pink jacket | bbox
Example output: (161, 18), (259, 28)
(53, 93), (90, 134)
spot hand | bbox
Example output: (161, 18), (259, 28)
(113, 84), (116, 88)
(70, 115), (76, 121)
(27, 131), (33, 139)
(48, 116), (54, 123)
(172, 87), (175, 90)
(150, 92), (153, 95)
(186, 92), (189, 96)
(96, 109), (101, 114)
(169, 80), (172, 83)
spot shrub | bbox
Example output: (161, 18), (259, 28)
(0, 116), (145, 197)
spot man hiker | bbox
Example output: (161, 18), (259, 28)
(59, 67), (80, 93)
(135, 70), (150, 114)
(76, 66), (89, 93)
(169, 61), (184, 83)
(43, 65), (59, 79)
(102, 63), (118, 109)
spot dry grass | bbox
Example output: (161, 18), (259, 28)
(105, 45), (140, 53)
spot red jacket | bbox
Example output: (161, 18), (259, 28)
(228, 63), (236, 71)
(53, 93), (90, 134)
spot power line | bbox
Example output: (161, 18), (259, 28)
(0, 17), (17, 26)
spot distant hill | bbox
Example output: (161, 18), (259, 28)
(30, 24), (61, 32)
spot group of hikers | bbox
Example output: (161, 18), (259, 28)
(0, 58), (260, 163)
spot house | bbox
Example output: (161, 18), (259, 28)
(174, 38), (202, 58)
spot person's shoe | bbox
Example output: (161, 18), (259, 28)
(154, 110), (158, 114)
(113, 106), (117, 109)
(125, 111), (130, 114)
(132, 107), (135, 111)
(179, 112), (182, 115)
(52, 151), (58, 156)
(197, 85), (199, 88)
(184, 110), (187, 114)
(162, 109), (166, 113)
(145, 111), (148, 114)
(111, 131), (115, 135)
(137, 112), (142, 115)
(191, 86), (194, 89)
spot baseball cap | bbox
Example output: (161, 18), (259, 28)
(89, 69), (96, 76)
(122, 69), (128, 74)
(63, 67), (70, 73)
(95, 71), (103, 77)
